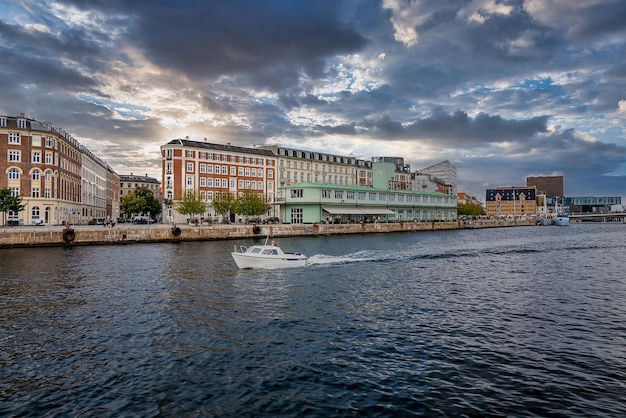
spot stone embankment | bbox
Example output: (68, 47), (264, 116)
(0, 219), (538, 249)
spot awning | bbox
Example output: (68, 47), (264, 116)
(360, 208), (396, 215)
(322, 206), (363, 215)
(322, 207), (395, 215)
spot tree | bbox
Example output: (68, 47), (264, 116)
(0, 188), (25, 226)
(120, 186), (162, 219)
(457, 202), (486, 217)
(176, 190), (207, 222)
(211, 191), (236, 222)
(233, 189), (271, 218)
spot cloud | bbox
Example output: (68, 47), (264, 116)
(0, 0), (625, 201)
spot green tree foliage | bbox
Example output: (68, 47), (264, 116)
(211, 191), (236, 220)
(120, 186), (162, 218)
(232, 189), (271, 217)
(0, 188), (25, 225)
(457, 202), (486, 217)
(176, 190), (207, 220)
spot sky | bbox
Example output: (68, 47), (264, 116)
(1, 0), (625, 201)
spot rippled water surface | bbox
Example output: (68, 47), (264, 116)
(2, 224), (626, 417)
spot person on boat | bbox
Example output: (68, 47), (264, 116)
(271, 240), (276, 246)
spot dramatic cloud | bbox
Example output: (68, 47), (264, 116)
(1, 0), (625, 200)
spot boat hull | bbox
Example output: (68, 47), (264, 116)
(554, 216), (570, 226)
(231, 252), (307, 269)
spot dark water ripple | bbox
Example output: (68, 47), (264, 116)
(2, 224), (626, 416)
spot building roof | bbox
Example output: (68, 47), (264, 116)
(164, 139), (275, 157)
(120, 174), (161, 184)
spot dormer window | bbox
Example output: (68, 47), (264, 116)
(17, 119), (26, 129)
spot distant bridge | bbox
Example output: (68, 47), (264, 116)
(570, 212), (626, 223)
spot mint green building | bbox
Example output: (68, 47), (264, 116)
(278, 163), (457, 223)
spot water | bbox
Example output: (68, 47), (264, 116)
(1, 224), (625, 417)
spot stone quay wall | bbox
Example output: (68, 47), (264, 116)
(0, 219), (537, 249)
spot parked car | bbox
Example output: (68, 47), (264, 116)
(133, 216), (154, 224)
(88, 218), (105, 225)
(246, 217), (262, 224)
(262, 217), (280, 224)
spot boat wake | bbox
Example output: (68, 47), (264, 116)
(306, 250), (383, 266)
(305, 240), (608, 267)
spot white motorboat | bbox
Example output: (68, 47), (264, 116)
(231, 237), (307, 269)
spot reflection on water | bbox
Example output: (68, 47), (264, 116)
(1, 224), (626, 416)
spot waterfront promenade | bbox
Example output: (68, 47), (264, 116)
(0, 219), (537, 248)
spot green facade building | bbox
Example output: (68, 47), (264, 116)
(278, 163), (457, 223)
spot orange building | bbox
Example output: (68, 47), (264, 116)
(485, 186), (538, 218)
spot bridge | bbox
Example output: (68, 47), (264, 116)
(570, 212), (626, 223)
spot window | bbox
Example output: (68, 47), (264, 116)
(207, 191), (213, 200)
(17, 119), (26, 129)
(322, 189), (331, 198)
(187, 162), (194, 172)
(166, 149), (173, 157)
(222, 166), (227, 175)
(291, 189), (303, 198)
(32, 135), (41, 146)
(8, 168), (19, 180)
(9, 150), (20, 161)
(32, 188), (40, 198)
(346, 191), (355, 199)
(335, 190), (343, 199)
(230, 166), (235, 175)
(200, 164), (206, 173)
(10, 187), (19, 197)
(214, 165), (220, 173)
(186, 176), (193, 187)
(245, 180), (250, 188)
(33, 152), (41, 163)
(45, 136), (53, 147)
(186, 150), (193, 157)
(268, 170), (273, 178)
(358, 192), (366, 200)
(200, 177), (206, 187)
(245, 168), (250, 176)
(379, 193), (386, 200)
(32, 170), (40, 181)
(9, 132), (20, 143)
(0, 117), (6, 127)
(221, 179), (228, 188)
(207, 178), (213, 187)
(291, 208), (303, 224)
(45, 153), (52, 164)
(207, 165), (213, 174)
(45, 170), (51, 181)
(230, 179), (236, 188)
(238, 180), (243, 188)
(389, 194), (396, 201)
(238, 167), (244, 176)
(44, 188), (51, 198)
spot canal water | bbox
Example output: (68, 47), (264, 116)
(1, 224), (625, 417)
